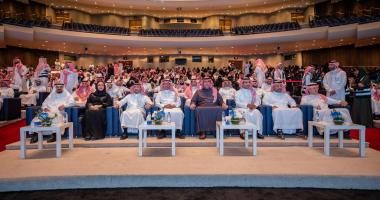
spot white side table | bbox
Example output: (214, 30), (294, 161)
(19, 122), (74, 159)
(216, 121), (258, 156)
(138, 122), (176, 156)
(308, 121), (366, 157)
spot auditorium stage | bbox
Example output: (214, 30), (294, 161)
(1, 136), (380, 192)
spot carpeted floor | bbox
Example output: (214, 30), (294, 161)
(0, 120), (25, 152)
(0, 188), (380, 200)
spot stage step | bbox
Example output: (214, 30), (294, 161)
(5, 136), (368, 150)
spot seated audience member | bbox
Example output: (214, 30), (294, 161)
(20, 79), (46, 106)
(235, 78), (264, 139)
(190, 77), (228, 139)
(83, 81), (113, 140)
(262, 80), (303, 139)
(154, 79), (185, 139)
(0, 79), (15, 109)
(184, 77), (200, 106)
(261, 77), (273, 93)
(115, 81), (153, 140)
(72, 78), (93, 107)
(219, 78), (236, 104)
(300, 83), (352, 136)
(30, 82), (75, 143)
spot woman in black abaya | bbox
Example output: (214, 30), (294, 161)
(84, 81), (113, 140)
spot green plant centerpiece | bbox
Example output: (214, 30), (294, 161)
(229, 109), (242, 125)
(331, 109), (344, 125)
(152, 110), (165, 125)
(35, 110), (57, 127)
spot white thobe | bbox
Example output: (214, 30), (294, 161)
(33, 89), (75, 134)
(323, 69), (347, 101)
(274, 69), (286, 82)
(143, 83), (153, 93)
(235, 88), (263, 134)
(107, 85), (129, 100)
(300, 94), (352, 134)
(20, 85), (46, 106)
(261, 83), (272, 93)
(244, 64), (251, 75)
(302, 73), (312, 87)
(0, 87), (15, 109)
(219, 87), (236, 103)
(185, 86), (198, 106)
(119, 93), (153, 132)
(155, 90), (184, 130)
(263, 92), (303, 134)
(60, 70), (78, 93)
(255, 68), (266, 88)
(371, 89), (380, 115)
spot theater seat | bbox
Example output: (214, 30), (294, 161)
(300, 105), (315, 135)
(258, 105), (275, 135)
(37, 92), (50, 106)
(0, 98), (21, 121)
(183, 105), (196, 136)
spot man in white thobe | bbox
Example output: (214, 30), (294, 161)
(235, 78), (264, 139)
(60, 62), (78, 93)
(323, 60), (347, 101)
(0, 79), (15, 110)
(30, 82), (75, 143)
(261, 77), (273, 93)
(184, 77), (199, 106)
(154, 79), (185, 139)
(300, 83), (352, 136)
(107, 78), (129, 100)
(20, 79), (47, 106)
(274, 63), (286, 82)
(262, 81), (303, 139)
(11, 58), (28, 91)
(116, 82), (153, 140)
(219, 78), (236, 104)
(254, 58), (267, 88)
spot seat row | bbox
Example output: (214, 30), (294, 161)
(24, 96), (349, 138)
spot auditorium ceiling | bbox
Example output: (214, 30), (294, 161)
(34, 0), (326, 17)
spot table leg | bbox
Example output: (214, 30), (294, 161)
(338, 130), (344, 148)
(253, 128), (257, 156)
(56, 128), (61, 158)
(220, 128), (224, 156)
(19, 129), (26, 159)
(69, 124), (74, 149)
(324, 128), (330, 156)
(359, 127), (366, 157)
(245, 129), (249, 148)
(138, 128), (143, 157)
(143, 130), (147, 148)
(37, 132), (43, 150)
(172, 128), (176, 156)
(308, 123), (313, 147)
(216, 125), (219, 148)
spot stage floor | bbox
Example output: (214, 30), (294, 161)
(1, 136), (380, 191)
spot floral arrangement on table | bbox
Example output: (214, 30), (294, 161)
(229, 109), (243, 125)
(35, 110), (57, 127)
(331, 109), (344, 125)
(152, 110), (165, 125)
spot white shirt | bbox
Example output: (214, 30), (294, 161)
(119, 93), (152, 111)
(155, 90), (181, 109)
(219, 87), (236, 102)
(235, 88), (262, 108)
(262, 92), (296, 108)
(323, 68), (347, 101)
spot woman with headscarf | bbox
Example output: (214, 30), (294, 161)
(34, 57), (51, 87)
(351, 67), (373, 127)
(83, 81), (113, 140)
